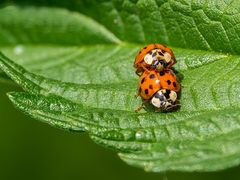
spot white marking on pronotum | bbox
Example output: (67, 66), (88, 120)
(164, 52), (171, 63)
(144, 53), (154, 65)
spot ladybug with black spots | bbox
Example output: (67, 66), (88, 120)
(135, 70), (180, 112)
(133, 44), (176, 76)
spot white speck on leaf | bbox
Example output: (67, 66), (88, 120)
(135, 132), (142, 139)
(14, 45), (24, 55)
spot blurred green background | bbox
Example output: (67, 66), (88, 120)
(0, 83), (240, 180)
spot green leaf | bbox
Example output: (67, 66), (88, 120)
(0, 5), (121, 45)
(0, 0), (240, 172)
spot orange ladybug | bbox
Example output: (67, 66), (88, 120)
(136, 69), (180, 100)
(133, 44), (176, 75)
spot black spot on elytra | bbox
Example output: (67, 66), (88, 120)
(145, 89), (149, 95)
(159, 71), (165, 76)
(143, 46), (147, 49)
(149, 85), (153, 89)
(167, 80), (171, 85)
(149, 74), (155, 79)
(139, 87), (142, 93)
(138, 51), (142, 54)
(141, 77), (145, 84)
(173, 82), (177, 87)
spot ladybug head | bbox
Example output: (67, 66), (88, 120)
(151, 89), (178, 111)
(152, 59), (167, 71)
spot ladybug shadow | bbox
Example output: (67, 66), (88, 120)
(142, 101), (181, 113)
(173, 68), (184, 101)
(173, 69), (184, 82)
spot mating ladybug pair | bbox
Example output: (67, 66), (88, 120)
(134, 44), (181, 112)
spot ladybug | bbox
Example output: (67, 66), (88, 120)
(136, 69), (180, 99)
(133, 44), (176, 75)
(135, 70), (180, 112)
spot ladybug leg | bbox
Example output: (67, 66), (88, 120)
(155, 108), (162, 113)
(171, 67), (176, 72)
(135, 70), (141, 77)
(135, 103), (145, 112)
(135, 87), (141, 98)
(165, 102), (181, 111)
(140, 64), (150, 73)
(135, 64), (150, 76)
(135, 100), (148, 112)
(167, 68), (175, 74)
(175, 99), (181, 106)
(135, 91), (139, 98)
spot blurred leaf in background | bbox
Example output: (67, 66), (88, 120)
(0, 0), (240, 178)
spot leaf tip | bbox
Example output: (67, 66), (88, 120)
(7, 92), (23, 108)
